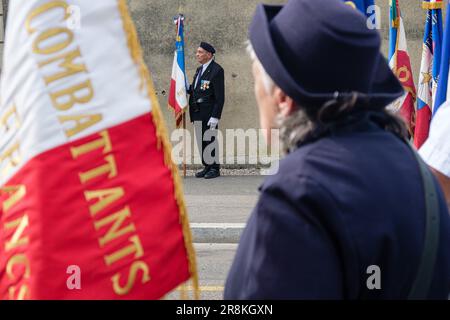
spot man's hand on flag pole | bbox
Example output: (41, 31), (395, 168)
(208, 117), (219, 129)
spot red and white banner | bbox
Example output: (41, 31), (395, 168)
(388, 0), (417, 134)
(0, 0), (197, 299)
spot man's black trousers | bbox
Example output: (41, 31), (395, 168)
(194, 121), (220, 171)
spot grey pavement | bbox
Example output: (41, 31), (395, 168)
(170, 176), (263, 299)
(183, 175), (264, 195)
(183, 176), (264, 224)
(169, 176), (264, 299)
(183, 176), (264, 243)
(166, 243), (238, 300)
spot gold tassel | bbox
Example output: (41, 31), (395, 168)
(422, 1), (444, 10)
(392, 17), (400, 29)
(117, 0), (200, 300)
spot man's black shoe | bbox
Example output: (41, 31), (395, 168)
(204, 169), (220, 179)
(195, 168), (209, 178)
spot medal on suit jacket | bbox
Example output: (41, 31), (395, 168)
(200, 80), (210, 91)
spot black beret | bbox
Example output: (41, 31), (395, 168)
(200, 42), (216, 54)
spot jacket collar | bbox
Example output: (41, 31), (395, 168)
(202, 58), (214, 71)
(199, 59), (214, 78)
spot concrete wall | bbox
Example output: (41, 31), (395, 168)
(128, 0), (286, 165)
(0, 1), (444, 162)
(128, 0), (445, 163)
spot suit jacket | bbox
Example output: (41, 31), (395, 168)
(224, 112), (450, 299)
(188, 60), (225, 122)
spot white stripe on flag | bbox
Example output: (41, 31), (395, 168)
(0, 0), (153, 185)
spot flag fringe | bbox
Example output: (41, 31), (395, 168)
(168, 105), (186, 128)
(117, 0), (199, 300)
(175, 110), (185, 128)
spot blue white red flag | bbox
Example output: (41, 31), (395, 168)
(168, 15), (188, 128)
(0, 0), (198, 299)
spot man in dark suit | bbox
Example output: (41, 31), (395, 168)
(188, 42), (225, 179)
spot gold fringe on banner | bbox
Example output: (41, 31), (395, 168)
(422, 1), (444, 10)
(117, 0), (200, 300)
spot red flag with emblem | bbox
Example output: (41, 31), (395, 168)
(388, 0), (417, 134)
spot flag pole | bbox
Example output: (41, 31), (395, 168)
(179, 11), (187, 179)
(177, 11), (187, 179)
(183, 112), (187, 177)
(171, 11), (188, 179)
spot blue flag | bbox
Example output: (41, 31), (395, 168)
(435, 0), (450, 112)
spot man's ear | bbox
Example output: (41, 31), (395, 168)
(273, 87), (296, 117)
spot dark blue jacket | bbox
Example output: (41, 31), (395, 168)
(225, 114), (450, 299)
(188, 60), (225, 123)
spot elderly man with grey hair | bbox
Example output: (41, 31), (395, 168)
(224, 0), (450, 300)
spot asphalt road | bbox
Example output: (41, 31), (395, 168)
(166, 243), (238, 300)
(183, 176), (264, 224)
(166, 176), (265, 300)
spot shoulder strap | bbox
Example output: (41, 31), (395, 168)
(408, 145), (441, 299)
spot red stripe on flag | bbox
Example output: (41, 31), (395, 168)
(0, 114), (190, 299)
(395, 50), (417, 132)
(414, 106), (432, 148)
(168, 79), (182, 114)
(399, 93), (416, 134)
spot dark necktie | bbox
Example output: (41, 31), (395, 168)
(195, 67), (203, 89)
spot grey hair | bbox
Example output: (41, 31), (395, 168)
(247, 41), (315, 153)
(276, 110), (314, 154)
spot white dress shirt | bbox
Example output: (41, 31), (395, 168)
(195, 58), (213, 88)
(419, 101), (450, 177)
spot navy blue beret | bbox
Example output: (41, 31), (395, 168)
(200, 42), (216, 54)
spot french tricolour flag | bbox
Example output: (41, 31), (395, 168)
(168, 16), (188, 128)
(414, 0), (444, 148)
